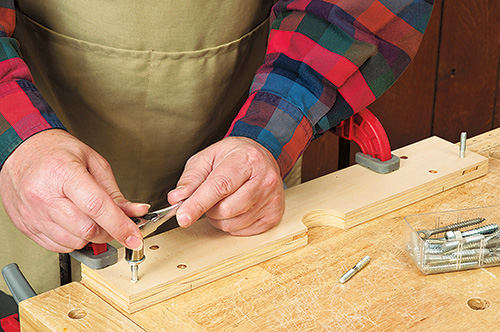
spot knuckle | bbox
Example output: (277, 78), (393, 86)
(184, 154), (203, 170)
(216, 219), (235, 233)
(216, 201), (238, 219)
(73, 239), (90, 251)
(47, 157), (79, 183)
(185, 154), (198, 166)
(245, 147), (263, 164)
(23, 181), (51, 205)
(211, 175), (234, 198)
(178, 174), (199, 186)
(262, 171), (282, 189)
(77, 222), (100, 241)
(92, 154), (113, 172)
(83, 195), (107, 219)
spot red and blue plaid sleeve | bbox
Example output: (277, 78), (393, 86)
(0, 0), (65, 167)
(226, 0), (434, 177)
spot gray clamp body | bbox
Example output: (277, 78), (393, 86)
(69, 244), (118, 270)
(355, 152), (400, 174)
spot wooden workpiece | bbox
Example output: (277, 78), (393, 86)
(20, 132), (500, 331)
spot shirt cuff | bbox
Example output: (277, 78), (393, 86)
(226, 91), (313, 178)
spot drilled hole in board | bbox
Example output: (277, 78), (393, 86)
(429, 170), (438, 174)
(400, 156), (408, 160)
(177, 264), (188, 269)
(467, 298), (490, 310)
(149, 245), (159, 250)
(68, 308), (87, 319)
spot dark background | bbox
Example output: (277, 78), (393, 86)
(303, 0), (500, 181)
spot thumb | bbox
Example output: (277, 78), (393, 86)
(114, 197), (151, 218)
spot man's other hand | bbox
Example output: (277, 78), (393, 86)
(168, 137), (285, 236)
(0, 130), (149, 252)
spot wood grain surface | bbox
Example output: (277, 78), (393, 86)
(79, 136), (486, 314)
(19, 132), (496, 331)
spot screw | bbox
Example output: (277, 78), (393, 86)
(423, 261), (479, 273)
(442, 234), (485, 253)
(462, 224), (498, 237)
(459, 132), (467, 158)
(339, 256), (370, 283)
(454, 249), (490, 257)
(412, 217), (500, 273)
(483, 256), (500, 265)
(417, 217), (485, 239)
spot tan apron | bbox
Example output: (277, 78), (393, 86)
(1, 0), (301, 294)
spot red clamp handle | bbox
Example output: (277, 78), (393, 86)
(331, 108), (392, 162)
(85, 243), (108, 256)
(1, 314), (20, 332)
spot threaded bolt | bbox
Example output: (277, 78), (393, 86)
(417, 217), (486, 239)
(453, 249), (489, 257)
(483, 256), (500, 265)
(441, 234), (485, 253)
(462, 224), (498, 237)
(423, 261), (479, 273)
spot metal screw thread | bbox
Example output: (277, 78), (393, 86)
(425, 243), (443, 250)
(485, 230), (500, 240)
(444, 217), (486, 232)
(424, 247), (444, 255)
(454, 249), (489, 257)
(483, 256), (500, 265)
(462, 224), (499, 237)
(425, 217), (486, 238)
(423, 261), (479, 273)
(428, 255), (483, 265)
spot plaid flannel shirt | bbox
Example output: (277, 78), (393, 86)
(0, 0), (434, 177)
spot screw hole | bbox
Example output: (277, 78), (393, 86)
(429, 170), (438, 174)
(149, 245), (159, 250)
(177, 264), (187, 269)
(400, 156), (408, 160)
(467, 298), (490, 310)
(68, 308), (87, 319)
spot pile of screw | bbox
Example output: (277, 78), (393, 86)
(410, 217), (500, 273)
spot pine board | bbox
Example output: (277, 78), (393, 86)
(19, 282), (143, 332)
(80, 136), (488, 314)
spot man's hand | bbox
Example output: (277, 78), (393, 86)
(168, 137), (285, 236)
(0, 130), (148, 252)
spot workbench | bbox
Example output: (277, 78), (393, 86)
(19, 129), (500, 331)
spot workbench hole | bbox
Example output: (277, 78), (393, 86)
(68, 308), (87, 319)
(400, 155), (408, 159)
(467, 298), (490, 310)
(177, 264), (187, 269)
(428, 170), (438, 174)
(149, 245), (159, 250)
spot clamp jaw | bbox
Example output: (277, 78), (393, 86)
(331, 108), (400, 174)
(69, 243), (118, 270)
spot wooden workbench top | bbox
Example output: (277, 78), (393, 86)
(20, 129), (500, 331)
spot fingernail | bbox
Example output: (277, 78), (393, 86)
(125, 236), (143, 250)
(177, 213), (191, 227)
(137, 203), (151, 210)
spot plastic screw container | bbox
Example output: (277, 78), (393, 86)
(404, 205), (500, 274)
